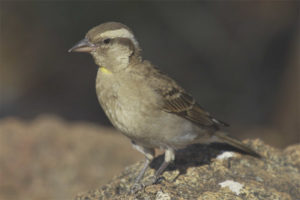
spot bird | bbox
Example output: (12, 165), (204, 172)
(69, 22), (260, 193)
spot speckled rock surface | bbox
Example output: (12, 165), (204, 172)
(75, 140), (300, 200)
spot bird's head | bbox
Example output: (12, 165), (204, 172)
(69, 22), (141, 72)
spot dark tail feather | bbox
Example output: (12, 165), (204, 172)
(215, 132), (261, 158)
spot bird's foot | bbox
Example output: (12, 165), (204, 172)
(144, 175), (165, 186)
(130, 176), (165, 194)
(130, 183), (145, 194)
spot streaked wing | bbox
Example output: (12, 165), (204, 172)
(158, 86), (228, 128)
(143, 63), (228, 128)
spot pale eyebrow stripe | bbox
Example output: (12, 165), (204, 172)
(98, 28), (139, 47)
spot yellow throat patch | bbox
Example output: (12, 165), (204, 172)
(100, 67), (112, 74)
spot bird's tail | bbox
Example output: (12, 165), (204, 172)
(214, 131), (261, 158)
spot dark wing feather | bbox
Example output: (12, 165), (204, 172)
(143, 62), (228, 128)
(158, 86), (228, 128)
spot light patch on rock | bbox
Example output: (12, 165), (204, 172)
(219, 180), (244, 195)
(216, 151), (235, 160)
(155, 190), (171, 200)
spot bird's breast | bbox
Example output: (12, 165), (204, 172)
(95, 69), (160, 136)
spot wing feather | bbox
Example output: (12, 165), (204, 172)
(142, 62), (228, 128)
(155, 81), (228, 128)
(161, 87), (227, 127)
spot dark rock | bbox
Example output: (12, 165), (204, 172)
(75, 140), (300, 200)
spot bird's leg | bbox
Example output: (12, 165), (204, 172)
(130, 142), (154, 193)
(150, 148), (175, 184)
(135, 157), (151, 184)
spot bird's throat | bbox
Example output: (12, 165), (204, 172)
(100, 66), (112, 74)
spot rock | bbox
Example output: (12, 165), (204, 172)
(75, 140), (300, 200)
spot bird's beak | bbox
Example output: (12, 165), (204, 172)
(68, 38), (95, 53)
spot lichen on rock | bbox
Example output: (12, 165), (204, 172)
(75, 140), (300, 200)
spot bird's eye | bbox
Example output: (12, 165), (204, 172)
(103, 38), (111, 44)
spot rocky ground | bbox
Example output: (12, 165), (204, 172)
(0, 115), (299, 200)
(75, 139), (300, 200)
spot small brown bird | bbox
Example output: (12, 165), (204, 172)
(69, 22), (260, 193)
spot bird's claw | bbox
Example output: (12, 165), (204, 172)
(130, 183), (144, 194)
(144, 175), (164, 186)
(130, 176), (165, 194)
(156, 176), (165, 184)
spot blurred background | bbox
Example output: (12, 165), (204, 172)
(0, 1), (299, 200)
